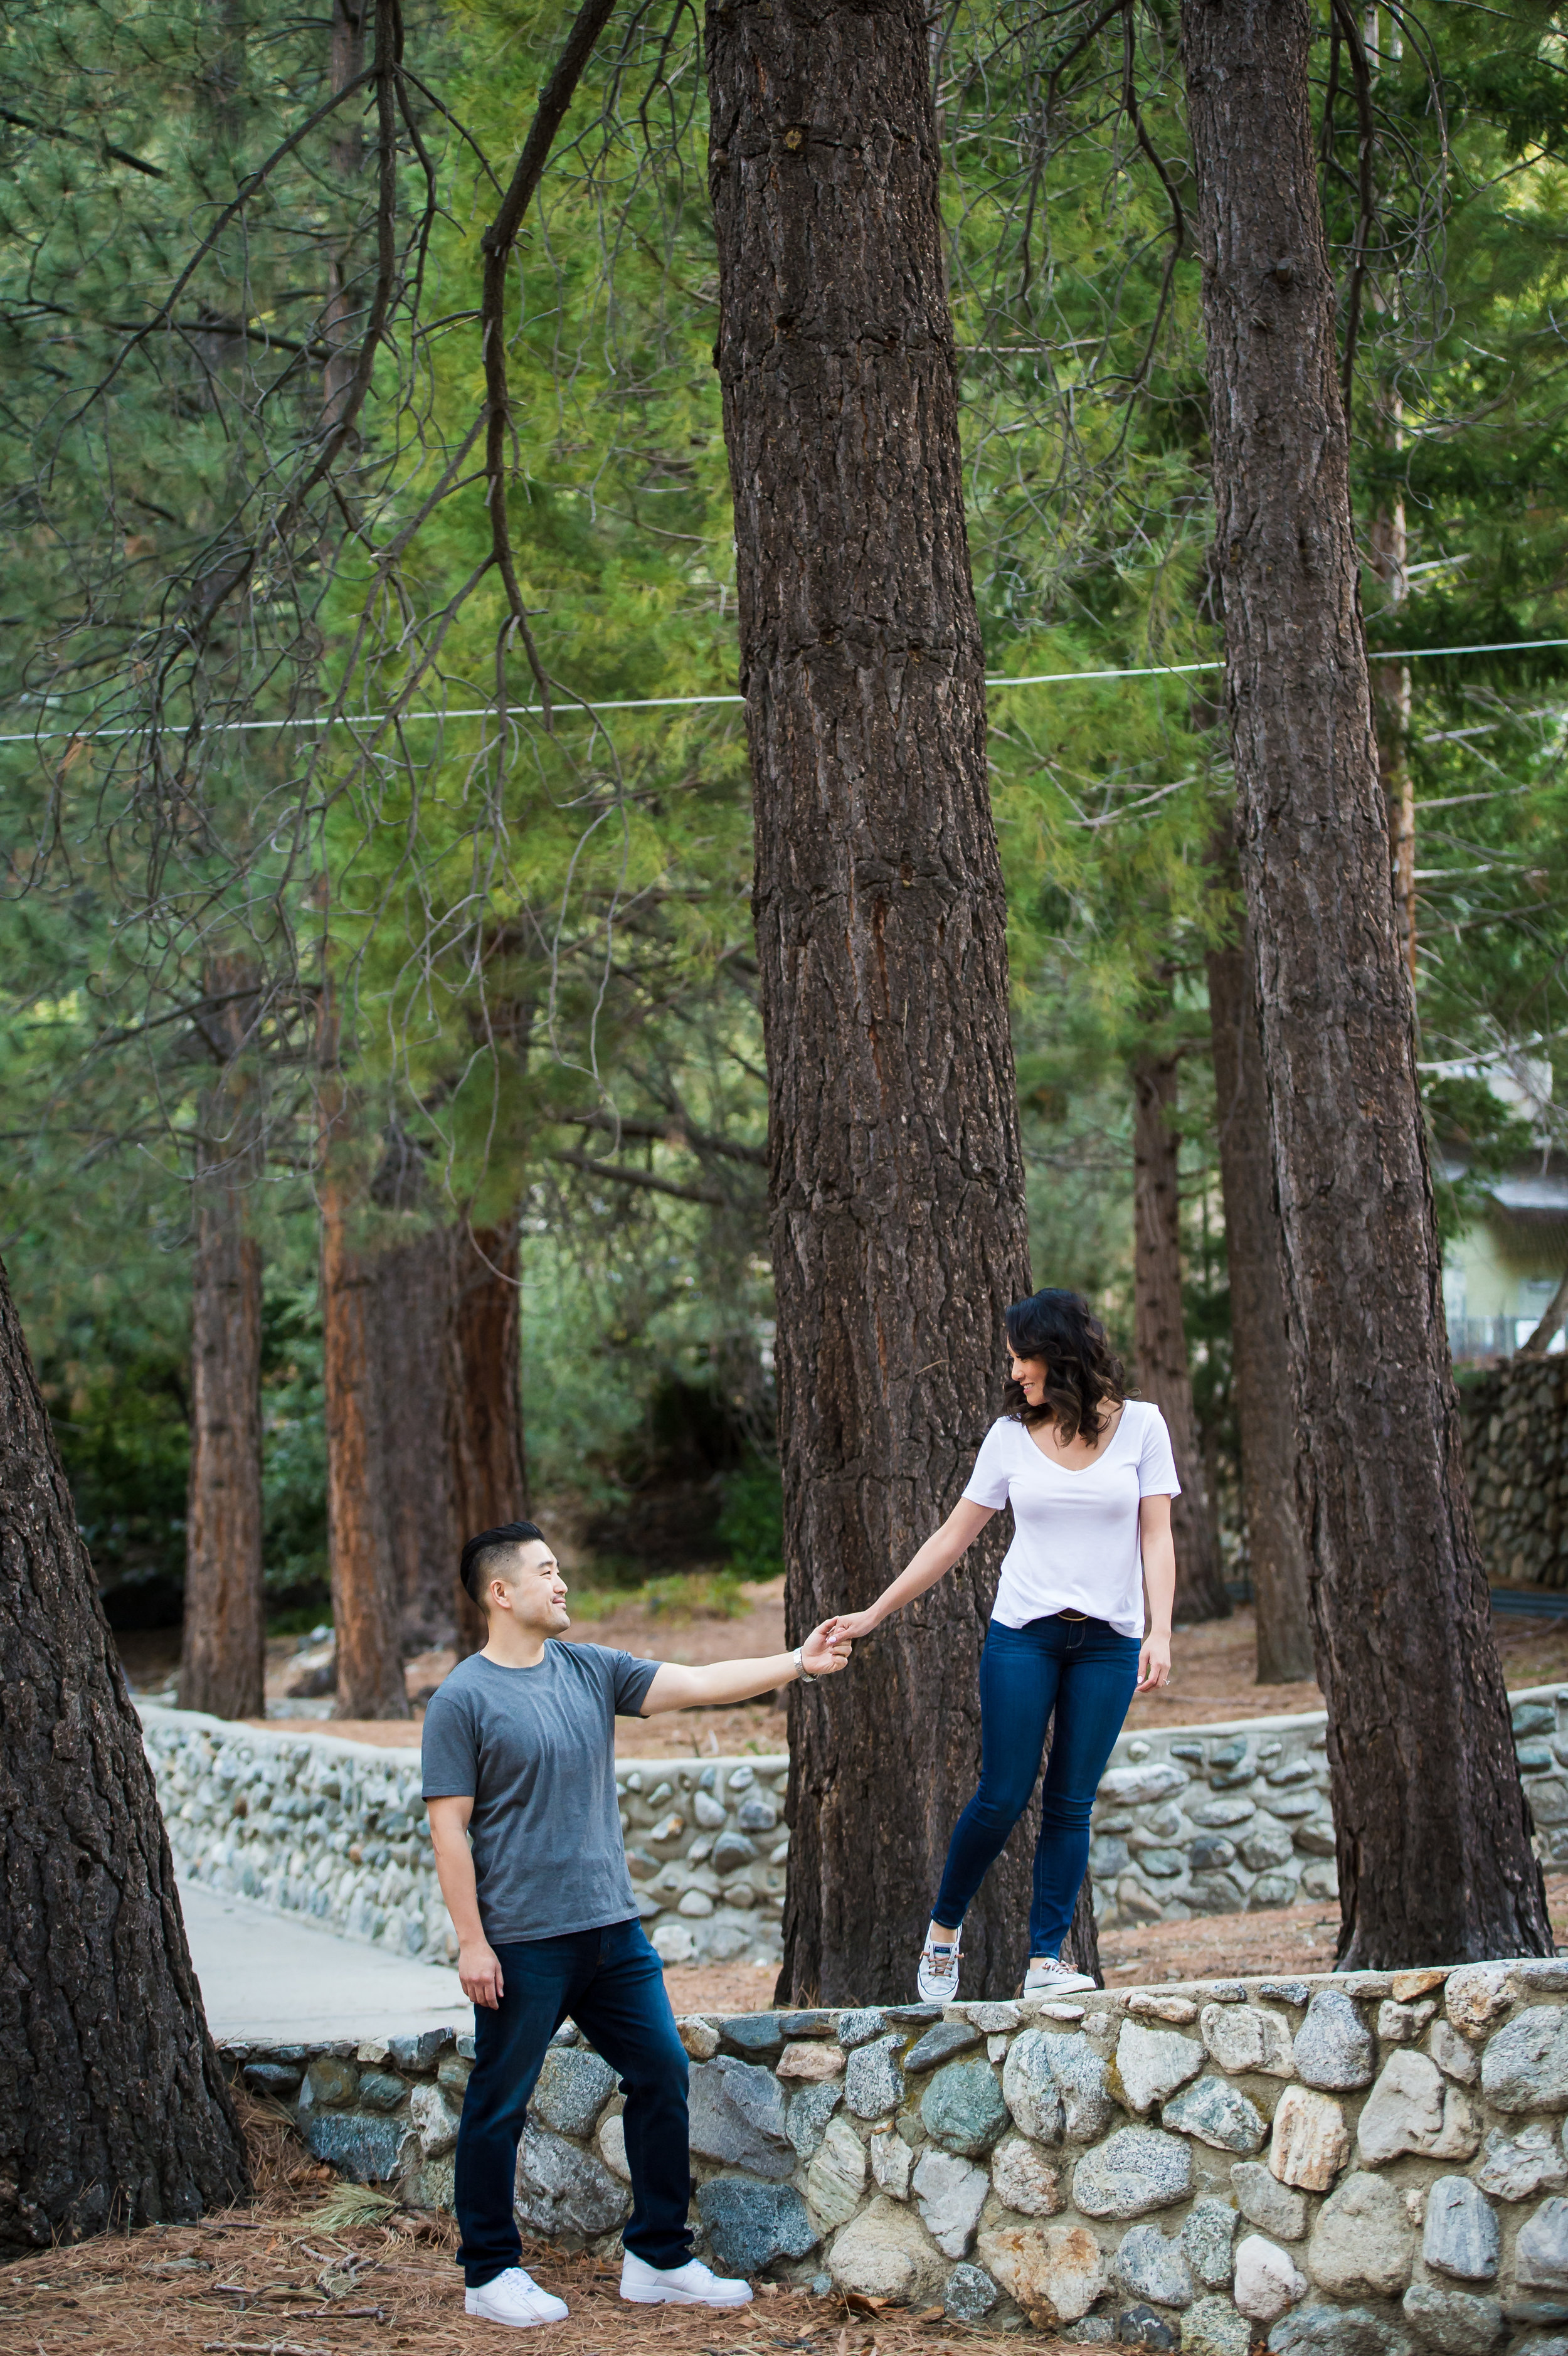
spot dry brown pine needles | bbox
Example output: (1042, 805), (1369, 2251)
(0, 2102), (1039, 2356)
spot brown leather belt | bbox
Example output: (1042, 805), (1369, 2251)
(1056, 1610), (1090, 1623)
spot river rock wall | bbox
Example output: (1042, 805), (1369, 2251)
(1092, 1685), (1568, 1933)
(1460, 1358), (1568, 1589)
(225, 1960), (1568, 2346)
(141, 1687), (1568, 1959)
(140, 1706), (788, 1969)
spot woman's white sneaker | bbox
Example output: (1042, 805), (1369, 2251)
(1024, 1953), (1096, 1998)
(918, 1926), (962, 2004)
(464, 2267), (569, 2327)
(619, 2253), (752, 2307)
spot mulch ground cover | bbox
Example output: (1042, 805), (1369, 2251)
(0, 2096), (1045, 2356)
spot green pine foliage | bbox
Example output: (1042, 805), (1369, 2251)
(4, 0), (1568, 1596)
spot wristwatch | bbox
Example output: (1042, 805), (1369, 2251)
(793, 1644), (819, 1684)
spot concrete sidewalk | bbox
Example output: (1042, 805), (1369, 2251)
(179, 1878), (470, 2044)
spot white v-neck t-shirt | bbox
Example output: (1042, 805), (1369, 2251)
(962, 1401), (1181, 1639)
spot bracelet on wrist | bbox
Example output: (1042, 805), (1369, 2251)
(794, 1643), (819, 1684)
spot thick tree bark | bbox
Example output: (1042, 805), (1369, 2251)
(180, 958), (265, 1720)
(322, 1176), (408, 1719)
(318, 997), (408, 1721)
(365, 1225), (462, 1658)
(0, 1255), (248, 2251)
(1207, 934), (1315, 1684)
(708, 0), (1098, 2000)
(1131, 1053), (1231, 1623)
(363, 1214), (527, 1661)
(1181, 0), (1549, 1963)
(446, 1221), (527, 1657)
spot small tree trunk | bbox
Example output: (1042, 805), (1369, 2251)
(1520, 1268), (1568, 1359)
(1181, 0), (1549, 1963)
(317, 989), (408, 1721)
(0, 1254), (248, 2251)
(447, 1221), (527, 1657)
(180, 958), (265, 1720)
(322, 0), (365, 424)
(708, 0), (1097, 2000)
(1207, 933), (1315, 1683)
(321, 1196), (408, 1719)
(1132, 1054), (1231, 1623)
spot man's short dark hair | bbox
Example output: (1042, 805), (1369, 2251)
(460, 1521), (545, 1606)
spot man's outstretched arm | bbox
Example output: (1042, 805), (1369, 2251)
(640, 1620), (850, 1715)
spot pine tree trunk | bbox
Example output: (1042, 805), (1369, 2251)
(1132, 1054), (1231, 1623)
(0, 1254), (248, 2251)
(447, 1222), (526, 1657)
(1207, 934), (1315, 1684)
(322, 1185), (407, 1718)
(322, 0), (364, 423)
(366, 1225), (462, 1657)
(708, 0), (1099, 2000)
(1180, 0), (1549, 1963)
(180, 958), (265, 1720)
(317, 1000), (408, 1722)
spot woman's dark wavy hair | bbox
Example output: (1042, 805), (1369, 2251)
(1002, 1288), (1126, 1442)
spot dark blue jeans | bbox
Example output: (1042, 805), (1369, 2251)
(933, 1613), (1141, 1960)
(452, 1917), (691, 2288)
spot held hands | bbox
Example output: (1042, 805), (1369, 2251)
(800, 1620), (854, 1677)
(819, 1608), (879, 1646)
(458, 1936), (506, 2009)
(1135, 1632), (1172, 1693)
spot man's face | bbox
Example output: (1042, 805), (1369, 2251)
(487, 1538), (570, 1635)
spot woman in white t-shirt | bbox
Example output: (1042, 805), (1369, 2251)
(824, 1288), (1177, 2003)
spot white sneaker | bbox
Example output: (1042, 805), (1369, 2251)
(620, 2252), (753, 2308)
(918, 1924), (962, 2003)
(1024, 1953), (1097, 1998)
(464, 2266), (569, 2327)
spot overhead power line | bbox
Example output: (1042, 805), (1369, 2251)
(4, 635), (1568, 746)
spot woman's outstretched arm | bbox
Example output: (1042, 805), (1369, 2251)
(823, 1499), (997, 1642)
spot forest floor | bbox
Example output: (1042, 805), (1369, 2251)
(117, 1588), (1568, 1757)
(654, 1879), (1568, 2012)
(0, 2095), (1029, 2356)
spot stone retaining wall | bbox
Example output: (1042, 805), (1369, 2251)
(142, 1688), (1568, 1960)
(1461, 1359), (1568, 1590)
(226, 1961), (1568, 2347)
(140, 1706), (788, 1969)
(1091, 1689), (1567, 1934)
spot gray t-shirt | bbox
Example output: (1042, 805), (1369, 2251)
(421, 1643), (660, 1943)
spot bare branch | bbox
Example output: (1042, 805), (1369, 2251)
(479, 0), (622, 733)
(551, 1147), (729, 1206)
(557, 1109), (766, 1165)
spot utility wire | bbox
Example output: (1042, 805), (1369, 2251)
(4, 635), (1568, 745)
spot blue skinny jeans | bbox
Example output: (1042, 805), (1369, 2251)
(932, 1612), (1141, 1960)
(452, 1917), (691, 2288)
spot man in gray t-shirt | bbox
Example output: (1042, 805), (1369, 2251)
(422, 1519), (850, 2332)
(422, 1642), (660, 1945)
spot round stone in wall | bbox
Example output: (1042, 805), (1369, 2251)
(1073, 2127), (1194, 2219)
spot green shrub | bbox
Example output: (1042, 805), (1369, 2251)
(716, 1455), (783, 1583)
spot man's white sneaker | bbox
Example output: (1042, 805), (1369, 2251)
(1024, 1953), (1097, 1998)
(620, 2253), (752, 2307)
(464, 2267), (569, 2327)
(918, 1926), (962, 2004)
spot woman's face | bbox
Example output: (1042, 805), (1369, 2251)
(1008, 1349), (1047, 1407)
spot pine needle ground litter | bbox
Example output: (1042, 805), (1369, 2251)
(0, 2098), (1049, 2356)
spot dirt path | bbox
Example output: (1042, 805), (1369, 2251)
(120, 1594), (1568, 1756)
